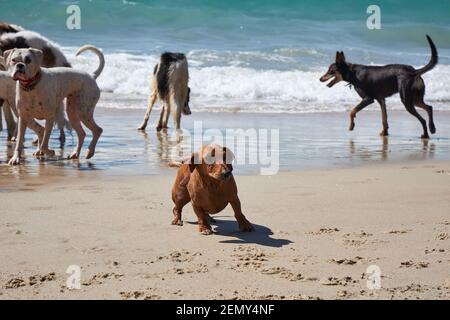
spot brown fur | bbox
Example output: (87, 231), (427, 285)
(170, 144), (253, 235)
(0, 22), (21, 35)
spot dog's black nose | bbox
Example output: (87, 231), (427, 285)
(16, 63), (25, 70)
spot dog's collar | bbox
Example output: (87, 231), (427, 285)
(19, 71), (42, 92)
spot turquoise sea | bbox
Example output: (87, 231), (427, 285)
(1, 0), (450, 112)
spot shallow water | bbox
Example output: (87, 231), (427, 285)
(1, 106), (449, 178)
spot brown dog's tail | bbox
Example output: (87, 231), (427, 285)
(414, 35), (438, 76)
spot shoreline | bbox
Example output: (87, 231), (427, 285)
(1, 109), (450, 179)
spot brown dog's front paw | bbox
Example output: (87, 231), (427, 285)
(238, 219), (254, 232)
(171, 218), (183, 226)
(199, 226), (214, 235)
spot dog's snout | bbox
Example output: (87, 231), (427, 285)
(16, 63), (25, 70)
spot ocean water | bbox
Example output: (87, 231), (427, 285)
(1, 0), (450, 113)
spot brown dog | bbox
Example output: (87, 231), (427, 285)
(170, 144), (254, 235)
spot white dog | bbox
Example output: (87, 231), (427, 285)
(0, 22), (71, 142)
(0, 68), (45, 144)
(4, 45), (105, 165)
(138, 52), (191, 131)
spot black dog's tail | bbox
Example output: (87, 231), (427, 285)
(156, 52), (187, 100)
(414, 35), (438, 76)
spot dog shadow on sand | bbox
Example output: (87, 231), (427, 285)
(187, 217), (293, 248)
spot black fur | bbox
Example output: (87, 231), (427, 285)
(156, 52), (186, 100)
(320, 35), (438, 139)
(0, 36), (28, 52)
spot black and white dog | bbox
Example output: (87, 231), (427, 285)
(138, 52), (191, 131)
(0, 22), (71, 142)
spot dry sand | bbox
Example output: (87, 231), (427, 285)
(0, 161), (449, 300)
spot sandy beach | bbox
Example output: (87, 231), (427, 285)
(1, 0), (450, 304)
(0, 156), (449, 299)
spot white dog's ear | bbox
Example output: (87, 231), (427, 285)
(29, 48), (44, 66)
(3, 49), (15, 62)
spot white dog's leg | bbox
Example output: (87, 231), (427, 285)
(35, 117), (56, 157)
(8, 117), (27, 165)
(81, 117), (103, 159)
(3, 102), (17, 141)
(66, 106), (86, 160)
(138, 91), (157, 131)
(55, 102), (66, 143)
(28, 121), (44, 154)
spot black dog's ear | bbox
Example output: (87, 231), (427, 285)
(336, 51), (346, 64)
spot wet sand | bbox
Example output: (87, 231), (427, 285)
(1, 108), (450, 177)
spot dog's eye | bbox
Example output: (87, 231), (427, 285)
(24, 57), (31, 64)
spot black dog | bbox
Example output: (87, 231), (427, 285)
(320, 35), (438, 139)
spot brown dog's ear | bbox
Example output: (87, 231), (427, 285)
(336, 51), (346, 64)
(188, 152), (200, 172)
(29, 48), (43, 66)
(223, 147), (235, 164)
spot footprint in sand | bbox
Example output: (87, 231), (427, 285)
(153, 250), (203, 263)
(308, 227), (340, 235)
(328, 256), (364, 265)
(436, 232), (449, 241)
(320, 276), (358, 287)
(3, 272), (56, 289)
(387, 229), (412, 234)
(82, 272), (124, 286)
(400, 260), (429, 269)
(120, 290), (161, 300)
(260, 267), (304, 281)
(172, 264), (209, 275)
(231, 246), (269, 271)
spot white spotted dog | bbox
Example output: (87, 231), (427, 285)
(0, 65), (45, 145)
(0, 22), (71, 142)
(138, 52), (191, 131)
(4, 45), (105, 165)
